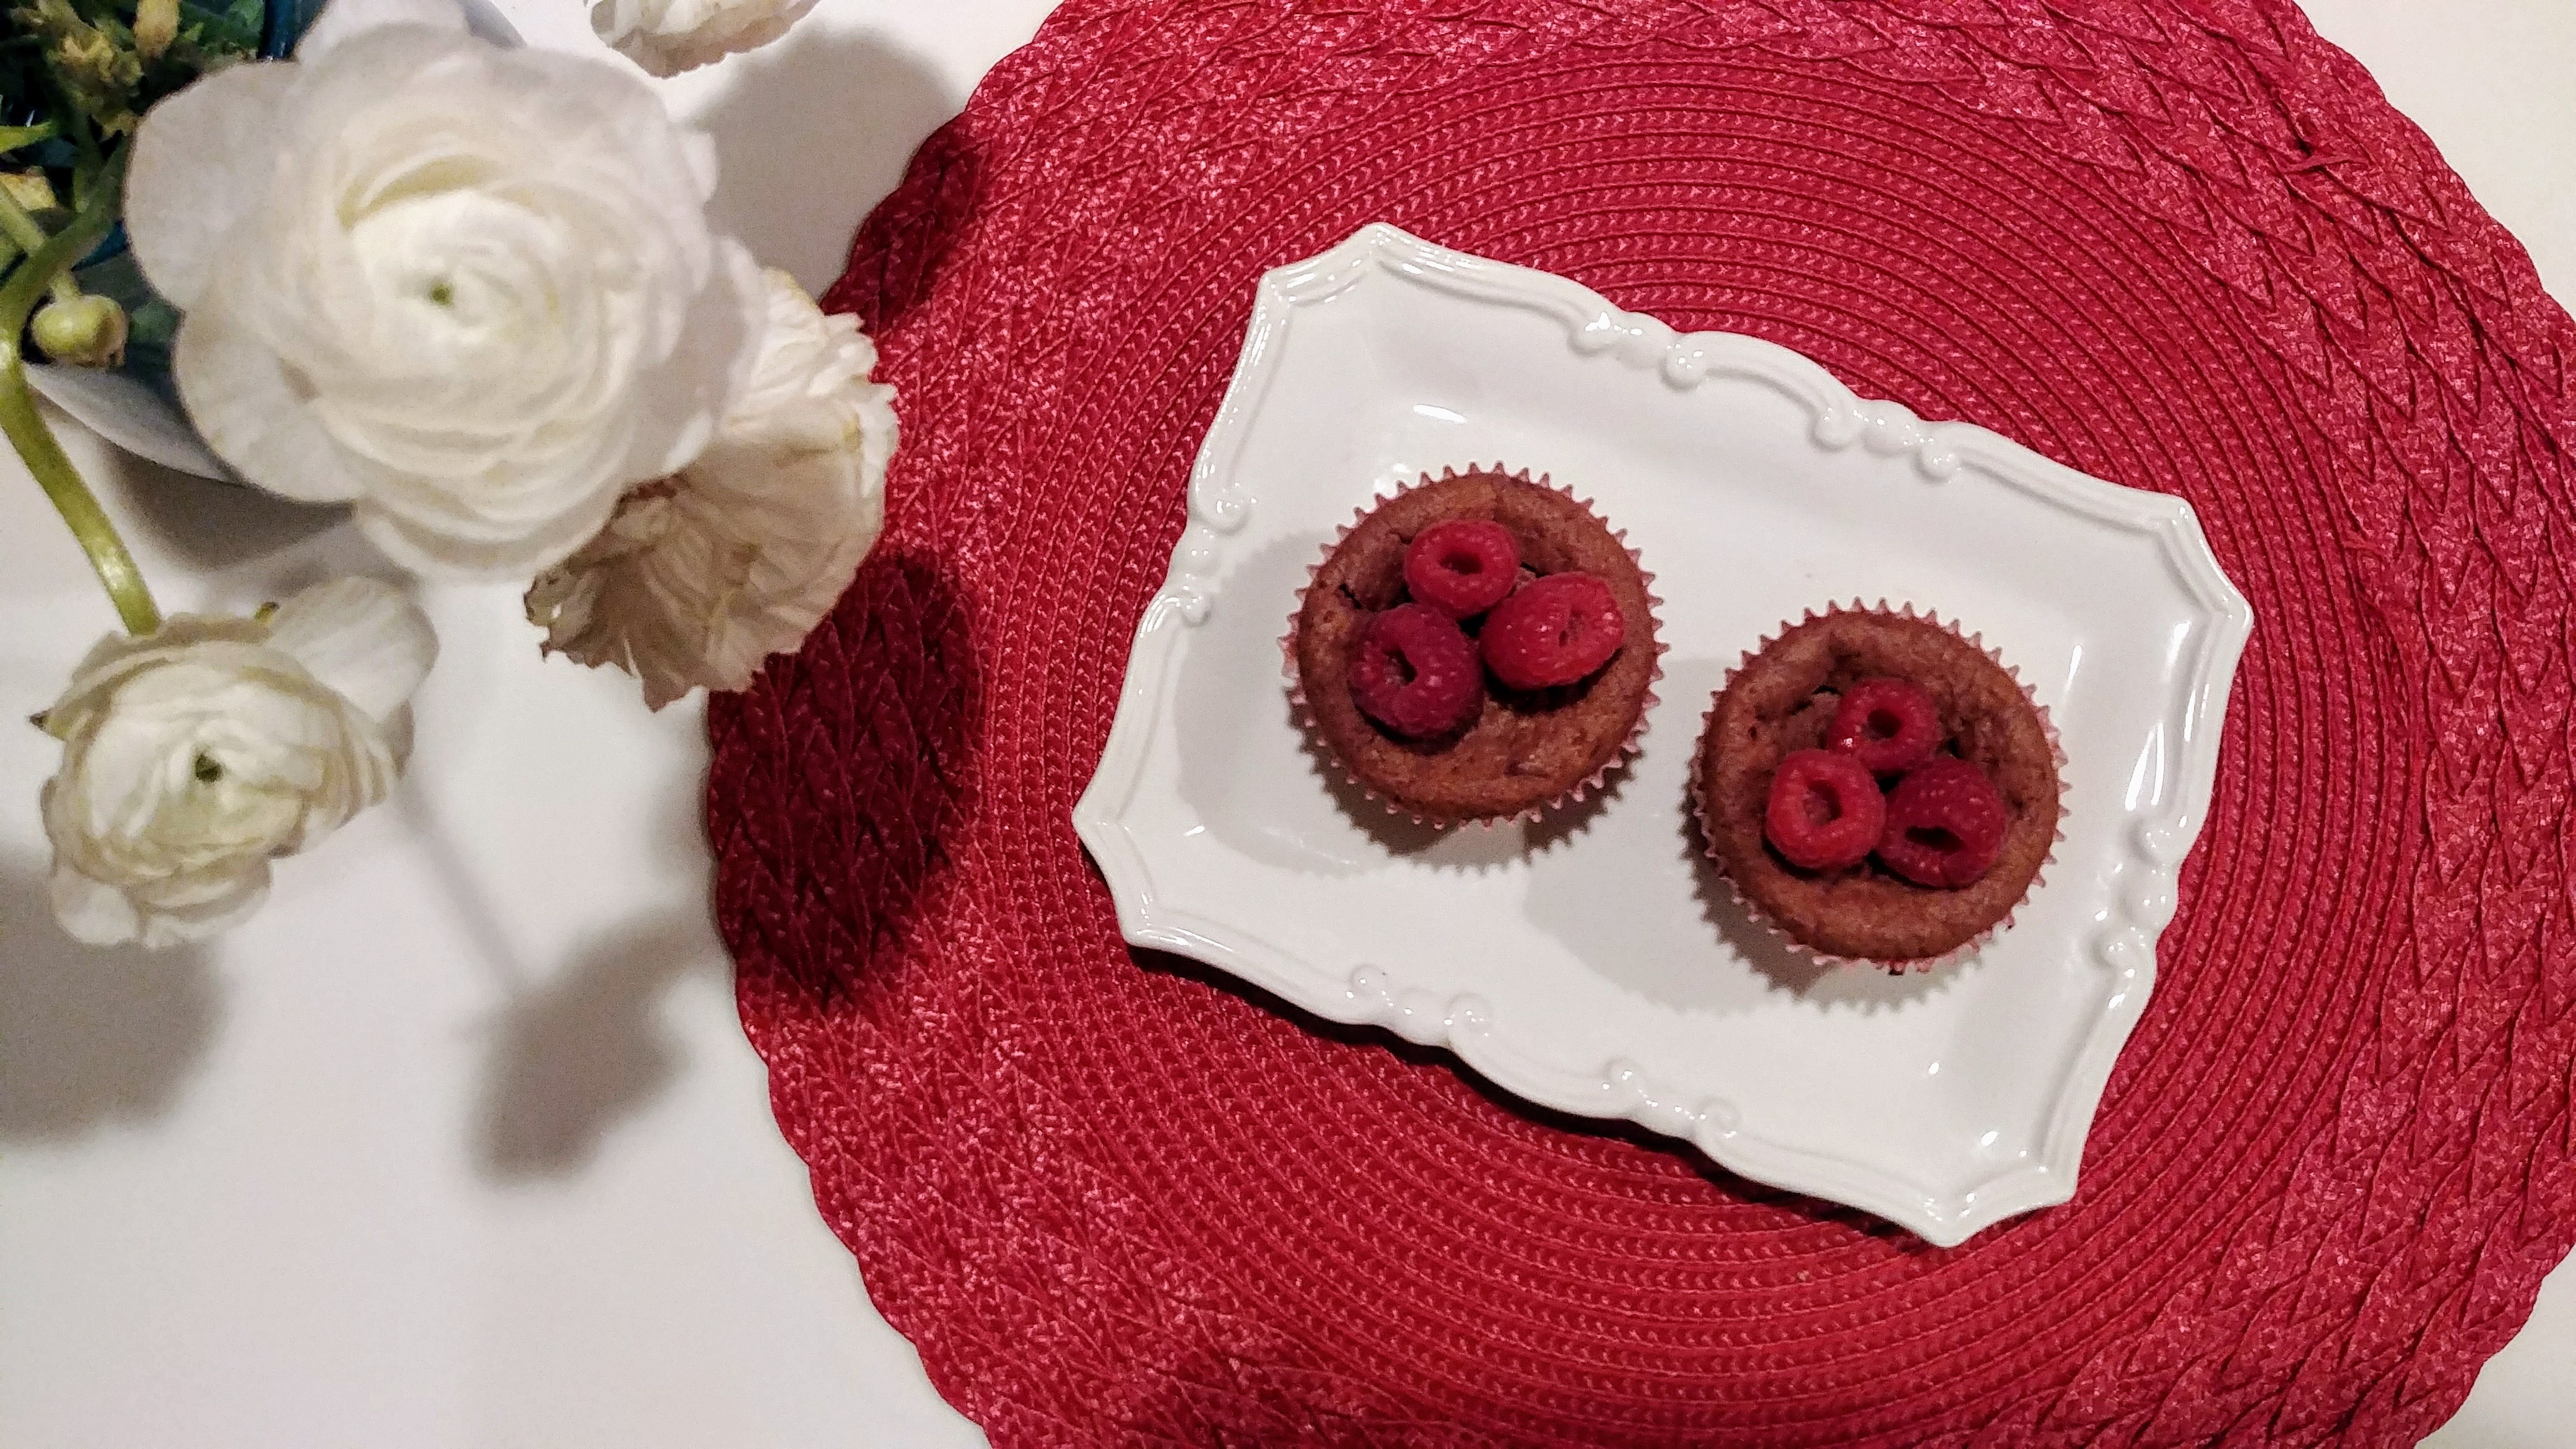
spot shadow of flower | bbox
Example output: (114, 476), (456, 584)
(471, 910), (712, 1180)
(0, 851), (223, 1144)
(697, 25), (964, 297)
(710, 547), (981, 1010)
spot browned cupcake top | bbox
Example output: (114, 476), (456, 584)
(1294, 469), (1657, 824)
(1696, 609), (2061, 962)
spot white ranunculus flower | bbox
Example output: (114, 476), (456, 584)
(123, 0), (765, 578)
(525, 269), (895, 710)
(38, 578), (438, 948)
(591, 0), (818, 78)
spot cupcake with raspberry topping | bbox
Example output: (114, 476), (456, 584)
(1289, 466), (1660, 826)
(1692, 604), (2061, 968)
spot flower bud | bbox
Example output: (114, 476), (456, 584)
(0, 170), (60, 215)
(30, 293), (129, 368)
(133, 0), (179, 59)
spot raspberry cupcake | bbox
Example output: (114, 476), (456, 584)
(1290, 466), (1660, 825)
(1692, 604), (2061, 968)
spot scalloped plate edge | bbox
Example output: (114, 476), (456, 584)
(1074, 224), (2253, 1248)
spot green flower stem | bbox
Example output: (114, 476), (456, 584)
(0, 373), (154, 633)
(1, 146), (158, 636)
(0, 185), (80, 306)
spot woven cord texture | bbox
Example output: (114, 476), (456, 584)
(705, 1), (2576, 1443)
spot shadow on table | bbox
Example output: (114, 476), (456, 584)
(107, 455), (344, 575)
(471, 908), (715, 1180)
(0, 416), (346, 611)
(468, 547), (982, 1180)
(462, 746), (728, 1182)
(698, 25), (963, 296)
(1129, 946), (1939, 1252)
(0, 853), (222, 1144)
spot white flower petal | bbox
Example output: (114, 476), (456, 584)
(263, 577), (439, 722)
(681, 131), (719, 199)
(149, 32), (759, 579)
(40, 620), (275, 740)
(37, 599), (417, 948)
(354, 482), (622, 578)
(46, 858), (144, 947)
(295, 0), (468, 59)
(593, 0), (819, 77)
(135, 868), (274, 949)
(622, 235), (765, 482)
(174, 276), (367, 503)
(124, 63), (299, 312)
(527, 269), (894, 709)
(264, 25), (480, 145)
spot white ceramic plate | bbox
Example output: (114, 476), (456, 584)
(1073, 224), (2252, 1247)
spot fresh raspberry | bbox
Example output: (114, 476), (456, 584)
(1762, 749), (1886, 872)
(1349, 604), (1485, 739)
(1828, 676), (1941, 774)
(1403, 520), (1520, 619)
(1479, 572), (1625, 690)
(1877, 757), (2010, 888)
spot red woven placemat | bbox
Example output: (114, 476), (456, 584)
(705, 1), (2576, 1442)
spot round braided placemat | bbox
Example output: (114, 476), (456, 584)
(705, 1), (2576, 1442)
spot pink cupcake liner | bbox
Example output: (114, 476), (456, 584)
(1690, 599), (2069, 974)
(1284, 464), (1666, 830)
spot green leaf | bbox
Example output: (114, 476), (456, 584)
(66, 115), (102, 211)
(176, 0), (260, 54)
(0, 122), (59, 154)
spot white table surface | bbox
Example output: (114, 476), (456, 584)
(0, 3), (2566, 1444)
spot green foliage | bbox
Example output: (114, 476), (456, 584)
(180, 0), (266, 57)
(2, 0), (263, 321)
(19, 0), (144, 135)
(5, 0), (262, 142)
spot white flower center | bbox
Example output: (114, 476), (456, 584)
(349, 189), (572, 370)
